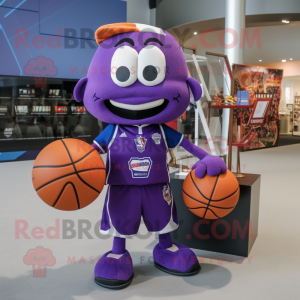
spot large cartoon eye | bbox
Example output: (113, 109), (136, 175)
(138, 45), (166, 86)
(35, 67), (38, 70)
(43, 67), (47, 71)
(111, 46), (138, 87)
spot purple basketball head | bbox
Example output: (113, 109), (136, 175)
(74, 23), (202, 125)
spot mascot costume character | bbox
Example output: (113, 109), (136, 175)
(73, 23), (227, 289)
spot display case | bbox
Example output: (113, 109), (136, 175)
(279, 103), (292, 135)
(287, 104), (293, 133)
(170, 50), (235, 173)
(0, 75), (101, 157)
(204, 52), (235, 169)
(168, 50), (212, 172)
(293, 96), (300, 136)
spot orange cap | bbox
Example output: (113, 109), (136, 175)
(95, 23), (139, 45)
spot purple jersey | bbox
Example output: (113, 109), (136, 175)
(108, 124), (168, 185)
(93, 124), (183, 186)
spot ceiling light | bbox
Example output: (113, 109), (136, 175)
(194, 32), (197, 35)
(290, 58), (293, 60)
(282, 20), (290, 23)
(282, 60), (287, 62)
(259, 60), (262, 62)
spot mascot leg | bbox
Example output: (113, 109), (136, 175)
(153, 233), (200, 276)
(94, 237), (134, 289)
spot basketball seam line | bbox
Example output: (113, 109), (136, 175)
(205, 207), (221, 218)
(186, 206), (222, 218)
(182, 189), (236, 210)
(33, 148), (97, 169)
(203, 174), (219, 219)
(189, 171), (212, 218)
(35, 168), (105, 192)
(60, 140), (101, 194)
(187, 206), (222, 219)
(189, 172), (210, 202)
(190, 172), (239, 202)
(188, 205), (237, 211)
(207, 188), (240, 202)
(52, 182), (80, 209)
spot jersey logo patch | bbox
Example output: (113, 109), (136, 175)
(134, 136), (147, 153)
(128, 157), (152, 178)
(120, 132), (127, 137)
(163, 185), (172, 205)
(152, 133), (161, 144)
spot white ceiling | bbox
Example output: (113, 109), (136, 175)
(169, 19), (300, 66)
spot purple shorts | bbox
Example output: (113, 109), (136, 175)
(100, 184), (179, 237)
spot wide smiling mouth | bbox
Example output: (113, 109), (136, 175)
(104, 99), (168, 120)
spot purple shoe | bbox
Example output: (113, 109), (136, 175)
(153, 243), (200, 276)
(94, 250), (134, 289)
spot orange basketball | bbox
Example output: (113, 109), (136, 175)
(32, 139), (105, 211)
(182, 170), (240, 219)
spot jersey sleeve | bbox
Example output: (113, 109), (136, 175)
(93, 124), (116, 153)
(161, 124), (183, 148)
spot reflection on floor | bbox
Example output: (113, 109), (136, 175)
(278, 134), (300, 146)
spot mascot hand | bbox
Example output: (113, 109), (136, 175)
(191, 155), (227, 178)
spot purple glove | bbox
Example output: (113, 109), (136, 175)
(179, 137), (227, 178)
(191, 155), (227, 178)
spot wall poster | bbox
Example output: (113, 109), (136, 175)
(232, 64), (283, 150)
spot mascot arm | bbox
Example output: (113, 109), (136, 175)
(162, 124), (227, 178)
(162, 124), (208, 159)
(92, 123), (116, 154)
(180, 137), (227, 178)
